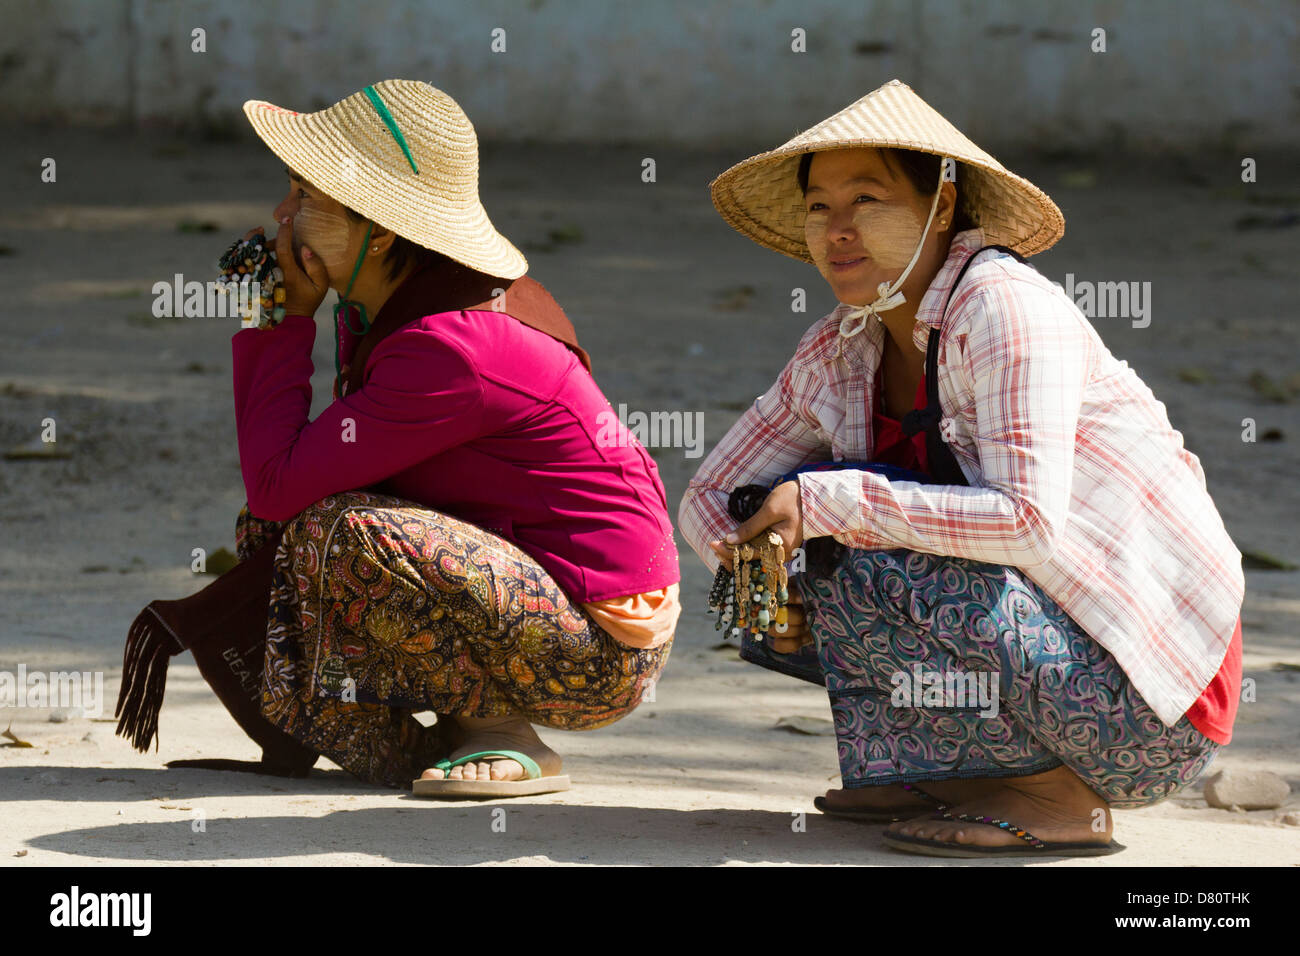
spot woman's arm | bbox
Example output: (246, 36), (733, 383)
(797, 277), (1090, 568)
(678, 351), (829, 572)
(232, 315), (485, 521)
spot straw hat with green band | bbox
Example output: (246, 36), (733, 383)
(242, 78), (528, 280)
(709, 78), (1065, 262)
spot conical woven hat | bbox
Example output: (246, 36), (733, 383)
(710, 78), (1064, 262)
(244, 79), (527, 279)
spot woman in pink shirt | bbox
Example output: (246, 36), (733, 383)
(681, 81), (1243, 856)
(215, 81), (679, 795)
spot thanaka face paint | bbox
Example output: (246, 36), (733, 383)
(804, 211), (830, 273)
(292, 201), (354, 276)
(849, 202), (925, 270)
(804, 199), (925, 283)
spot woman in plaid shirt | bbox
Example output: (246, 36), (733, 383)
(679, 81), (1244, 858)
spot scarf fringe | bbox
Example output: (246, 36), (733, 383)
(114, 605), (181, 753)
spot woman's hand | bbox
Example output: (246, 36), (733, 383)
(707, 479), (812, 653)
(272, 216), (331, 317)
(724, 480), (805, 555)
(766, 588), (812, 654)
(702, 548), (814, 651)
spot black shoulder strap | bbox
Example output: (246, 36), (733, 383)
(899, 244), (1029, 485)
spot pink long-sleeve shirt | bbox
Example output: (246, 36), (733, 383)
(232, 307), (679, 604)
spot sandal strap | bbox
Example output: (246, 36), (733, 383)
(901, 783), (949, 811)
(936, 810), (1046, 848)
(432, 750), (542, 780)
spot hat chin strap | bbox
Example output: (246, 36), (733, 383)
(835, 156), (948, 347)
(333, 221), (374, 397)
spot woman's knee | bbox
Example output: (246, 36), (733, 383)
(512, 642), (665, 732)
(275, 492), (398, 550)
(824, 547), (1009, 630)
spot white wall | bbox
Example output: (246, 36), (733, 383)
(0, 0), (1295, 150)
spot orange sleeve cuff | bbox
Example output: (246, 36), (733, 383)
(583, 583), (681, 649)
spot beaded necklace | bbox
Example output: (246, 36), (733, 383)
(707, 532), (791, 642)
(216, 231), (285, 328)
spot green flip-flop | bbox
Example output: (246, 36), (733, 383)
(411, 750), (571, 798)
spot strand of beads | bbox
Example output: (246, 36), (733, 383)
(707, 564), (737, 637)
(216, 231), (286, 329)
(705, 531), (790, 644)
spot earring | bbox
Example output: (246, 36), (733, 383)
(371, 245), (380, 252)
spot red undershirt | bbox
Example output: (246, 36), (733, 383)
(872, 371), (1240, 744)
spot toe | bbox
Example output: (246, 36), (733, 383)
(420, 768), (445, 780)
(890, 809), (938, 836)
(489, 759), (523, 781)
(945, 823), (1012, 847)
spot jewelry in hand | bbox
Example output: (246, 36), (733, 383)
(707, 531), (790, 643)
(217, 231), (286, 329)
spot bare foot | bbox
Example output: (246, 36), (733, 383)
(886, 765), (1113, 848)
(419, 714), (562, 783)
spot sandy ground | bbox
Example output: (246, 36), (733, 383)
(1, 126), (1298, 866)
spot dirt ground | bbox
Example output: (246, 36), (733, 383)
(1, 126), (1298, 865)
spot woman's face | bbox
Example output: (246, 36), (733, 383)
(273, 169), (367, 290)
(802, 148), (945, 307)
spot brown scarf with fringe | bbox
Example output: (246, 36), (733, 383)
(115, 259), (589, 775)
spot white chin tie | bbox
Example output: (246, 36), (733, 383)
(834, 156), (949, 355)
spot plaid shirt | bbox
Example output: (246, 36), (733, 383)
(679, 228), (1244, 727)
